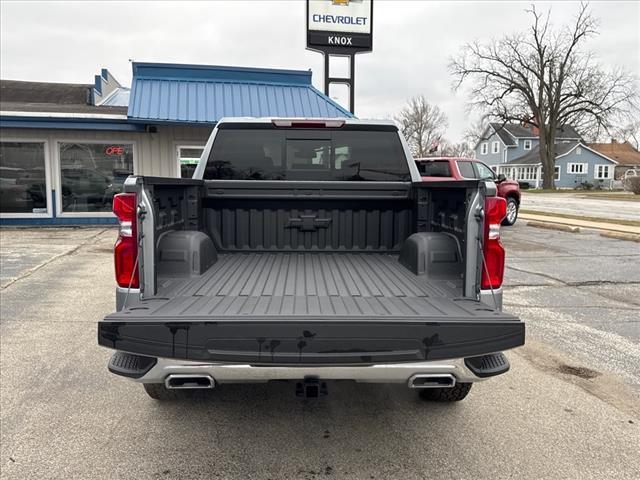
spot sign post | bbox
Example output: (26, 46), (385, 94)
(306, 0), (373, 114)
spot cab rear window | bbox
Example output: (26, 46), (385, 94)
(416, 160), (452, 177)
(203, 127), (411, 181)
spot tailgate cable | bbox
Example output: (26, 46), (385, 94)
(478, 235), (499, 310)
(123, 200), (144, 309)
(122, 239), (141, 309)
(476, 204), (499, 311)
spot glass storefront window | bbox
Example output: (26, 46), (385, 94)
(59, 142), (133, 213)
(177, 145), (204, 178)
(0, 142), (48, 214)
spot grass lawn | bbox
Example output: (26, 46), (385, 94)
(519, 210), (640, 227)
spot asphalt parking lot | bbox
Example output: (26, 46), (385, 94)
(1, 225), (639, 480)
(502, 225), (640, 391)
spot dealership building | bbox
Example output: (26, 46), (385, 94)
(0, 62), (353, 225)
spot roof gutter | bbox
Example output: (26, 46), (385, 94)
(0, 112), (145, 132)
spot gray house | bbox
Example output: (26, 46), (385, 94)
(588, 141), (640, 179)
(474, 123), (617, 188)
(501, 142), (618, 189)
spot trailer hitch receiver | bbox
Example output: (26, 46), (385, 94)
(296, 377), (328, 399)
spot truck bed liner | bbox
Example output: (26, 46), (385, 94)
(125, 252), (480, 319)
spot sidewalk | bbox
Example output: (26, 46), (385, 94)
(519, 212), (640, 235)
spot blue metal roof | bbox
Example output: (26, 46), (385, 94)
(127, 62), (353, 124)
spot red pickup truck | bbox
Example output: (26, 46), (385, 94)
(416, 157), (521, 225)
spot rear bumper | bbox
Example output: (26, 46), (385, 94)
(120, 355), (501, 385)
(98, 318), (525, 365)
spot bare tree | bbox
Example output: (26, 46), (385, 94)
(450, 3), (638, 188)
(396, 96), (448, 158)
(614, 121), (640, 149)
(440, 139), (475, 158)
(464, 119), (491, 148)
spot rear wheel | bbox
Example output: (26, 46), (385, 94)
(143, 383), (181, 401)
(502, 197), (519, 226)
(418, 382), (472, 402)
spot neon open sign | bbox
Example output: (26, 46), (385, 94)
(105, 146), (125, 156)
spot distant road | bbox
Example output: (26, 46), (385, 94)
(521, 192), (639, 222)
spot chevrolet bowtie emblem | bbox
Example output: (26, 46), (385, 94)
(286, 215), (332, 232)
(332, 0), (350, 5)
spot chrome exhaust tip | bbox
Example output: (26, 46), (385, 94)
(165, 374), (215, 390)
(408, 374), (456, 389)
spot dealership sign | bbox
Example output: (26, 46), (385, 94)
(307, 0), (373, 52)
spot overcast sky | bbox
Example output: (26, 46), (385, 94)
(1, 1), (638, 140)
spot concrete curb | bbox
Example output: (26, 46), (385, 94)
(526, 221), (581, 233)
(519, 213), (640, 235)
(599, 231), (640, 243)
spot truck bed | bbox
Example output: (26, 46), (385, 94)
(100, 252), (524, 364)
(147, 252), (463, 319)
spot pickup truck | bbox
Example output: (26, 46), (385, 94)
(98, 118), (524, 402)
(416, 157), (522, 225)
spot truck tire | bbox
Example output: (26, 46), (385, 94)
(502, 197), (519, 226)
(418, 382), (472, 402)
(143, 383), (181, 401)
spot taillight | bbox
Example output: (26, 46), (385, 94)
(481, 197), (506, 290)
(113, 193), (139, 288)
